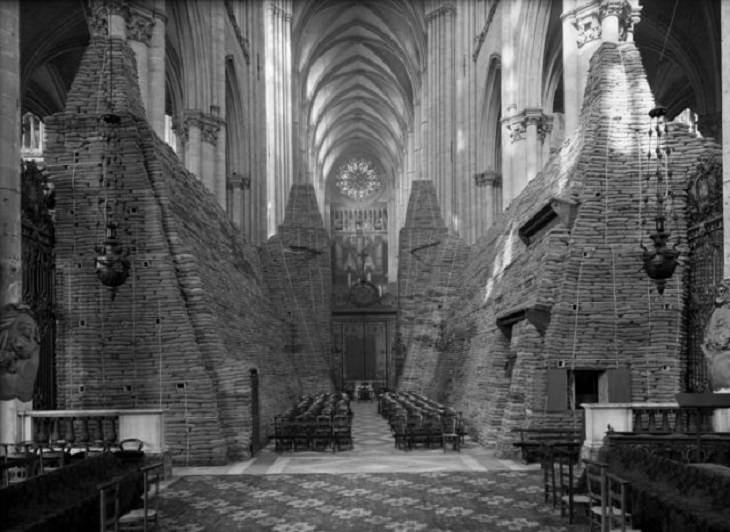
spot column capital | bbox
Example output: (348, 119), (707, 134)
(474, 170), (502, 188)
(183, 110), (225, 146)
(503, 114), (527, 143)
(425, 2), (456, 23)
(503, 109), (552, 143)
(574, 11), (602, 48)
(126, 8), (155, 45)
(600, 0), (635, 40)
(87, 0), (130, 37)
(267, 1), (292, 22)
(172, 116), (188, 144)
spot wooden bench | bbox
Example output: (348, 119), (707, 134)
(606, 431), (730, 466)
(99, 461), (163, 531)
(606, 444), (730, 531)
(511, 428), (583, 463)
(1, 452), (149, 531)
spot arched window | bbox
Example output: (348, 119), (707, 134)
(21, 112), (45, 160)
(164, 114), (178, 153)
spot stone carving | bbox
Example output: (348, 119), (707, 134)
(126, 11), (155, 45)
(701, 280), (730, 391)
(525, 110), (553, 142)
(0, 304), (41, 402)
(574, 13), (601, 48)
(183, 111), (224, 145)
(473, 170), (501, 188)
(87, 0), (128, 37)
(504, 110), (551, 144)
(686, 156), (722, 226)
(506, 118), (526, 143)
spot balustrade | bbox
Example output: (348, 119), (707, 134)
(631, 406), (714, 434)
(17, 409), (165, 454)
(582, 402), (730, 460)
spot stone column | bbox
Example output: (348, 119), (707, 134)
(561, 1), (601, 136)
(501, 108), (552, 205)
(228, 172), (245, 228)
(723, 0), (730, 278)
(600, 0), (622, 42)
(263, 0), (293, 236)
(562, 0), (638, 137)
(126, 7), (154, 114)
(0, 0), (22, 444)
(424, 1), (456, 229)
(502, 112), (525, 203)
(474, 170), (501, 234)
(183, 111), (202, 179)
(148, 1), (166, 138)
(211, 1), (227, 209)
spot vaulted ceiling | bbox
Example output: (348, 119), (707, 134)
(292, 0), (425, 198)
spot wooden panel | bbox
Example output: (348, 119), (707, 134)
(344, 333), (364, 380)
(546, 369), (568, 412)
(606, 368), (631, 402)
(364, 334), (376, 380)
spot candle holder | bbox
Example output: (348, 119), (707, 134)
(641, 106), (679, 294)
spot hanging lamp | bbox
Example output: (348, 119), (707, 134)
(94, 6), (130, 296)
(641, 106), (679, 294)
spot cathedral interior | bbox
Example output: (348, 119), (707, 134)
(1, 0), (730, 530)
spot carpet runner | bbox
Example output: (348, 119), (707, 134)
(158, 470), (585, 531)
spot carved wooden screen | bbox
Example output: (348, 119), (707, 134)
(21, 161), (56, 409)
(686, 157), (722, 392)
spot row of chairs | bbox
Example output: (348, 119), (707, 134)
(1, 438), (144, 486)
(273, 392), (353, 452)
(378, 392), (465, 451)
(541, 445), (639, 531)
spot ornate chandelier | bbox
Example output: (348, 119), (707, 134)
(94, 10), (130, 297)
(335, 158), (382, 201)
(641, 106), (679, 294)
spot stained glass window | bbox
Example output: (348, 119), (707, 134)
(335, 158), (382, 200)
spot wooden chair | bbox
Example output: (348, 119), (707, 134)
(584, 460), (640, 532)
(584, 458), (607, 532)
(556, 448), (590, 523)
(312, 415), (333, 452)
(541, 443), (558, 507)
(99, 462), (163, 531)
(441, 413), (461, 452)
(0, 442), (39, 486)
(604, 472), (640, 532)
(332, 414), (352, 451)
(391, 415), (408, 449)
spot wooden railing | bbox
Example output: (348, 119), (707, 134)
(582, 402), (727, 459)
(630, 406), (714, 434)
(17, 409), (165, 454)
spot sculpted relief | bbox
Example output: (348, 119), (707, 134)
(0, 303), (41, 402)
(702, 280), (730, 392)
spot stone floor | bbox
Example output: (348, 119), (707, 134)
(172, 400), (537, 477)
(158, 401), (586, 531)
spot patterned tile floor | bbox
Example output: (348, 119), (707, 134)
(173, 400), (536, 476)
(161, 401), (588, 531)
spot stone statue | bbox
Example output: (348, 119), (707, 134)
(0, 303), (41, 402)
(701, 279), (730, 392)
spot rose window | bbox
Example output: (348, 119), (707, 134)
(335, 159), (382, 200)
